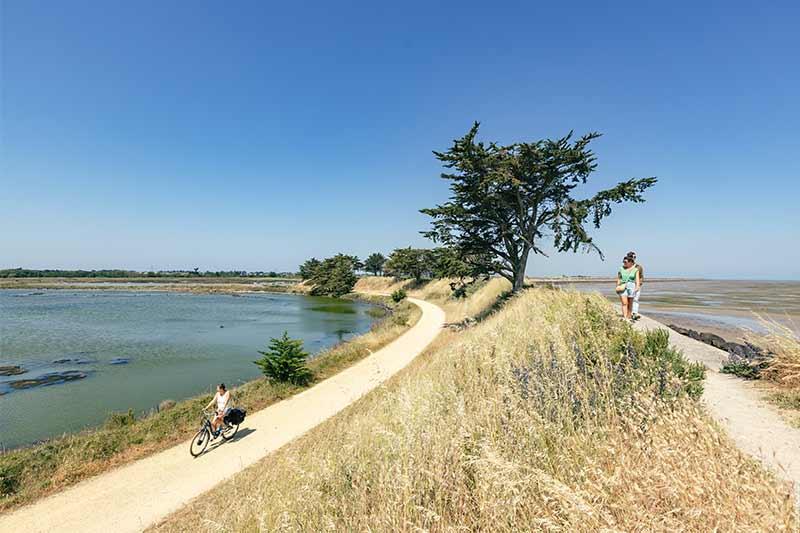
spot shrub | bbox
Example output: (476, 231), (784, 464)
(0, 460), (22, 496)
(104, 409), (136, 429)
(254, 332), (314, 386)
(391, 289), (407, 303)
(721, 360), (763, 380)
(158, 399), (176, 412)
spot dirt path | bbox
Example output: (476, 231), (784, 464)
(0, 297), (445, 533)
(635, 315), (800, 507)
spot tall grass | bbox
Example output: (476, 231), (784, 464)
(756, 321), (800, 388)
(0, 298), (420, 512)
(354, 276), (512, 322)
(152, 289), (795, 532)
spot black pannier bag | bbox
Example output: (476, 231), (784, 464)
(224, 407), (246, 425)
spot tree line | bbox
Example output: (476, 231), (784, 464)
(0, 268), (297, 279)
(298, 247), (472, 297)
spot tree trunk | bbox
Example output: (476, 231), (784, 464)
(511, 248), (530, 293)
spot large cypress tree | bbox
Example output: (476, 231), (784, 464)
(421, 123), (657, 292)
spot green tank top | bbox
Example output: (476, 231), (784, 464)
(619, 266), (637, 283)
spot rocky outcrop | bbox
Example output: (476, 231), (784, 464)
(0, 365), (26, 376)
(667, 324), (766, 360)
(8, 370), (89, 390)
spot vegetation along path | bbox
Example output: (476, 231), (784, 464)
(635, 315), (800, 507)
(0, 297), (446, 533)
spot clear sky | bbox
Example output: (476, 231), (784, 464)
(2, 1), (798, 280)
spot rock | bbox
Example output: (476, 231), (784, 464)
(158, 399), (176, 412)
(0, 365), (26, 376)
(109, 358), (130, 365)
(445, 316), (478, 331)
(52, 357), (94, 365)
(8, 370), (89, 390)
(667, 324), (767, 361)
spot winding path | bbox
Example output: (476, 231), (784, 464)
(635, 315), (800, 507)
(0, 297), (445, 533)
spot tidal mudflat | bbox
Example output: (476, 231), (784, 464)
(566, 279), (800, 340)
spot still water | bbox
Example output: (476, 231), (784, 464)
(0, 290), (376, 449)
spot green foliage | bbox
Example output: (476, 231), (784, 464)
(421, 122), (657, 291)
(104, 409), (137, 429)
(391, 289), (407, 303)
(299, 258), (322, 281)
(308, 254), (358, 297)
(364, 253), (387, 276)
(384, 247), (431, 281)
(254, 332), (314, 386)
(0, 460), (23, 496)
(721, 361), (762, 380)
(638, 329), (706, 400)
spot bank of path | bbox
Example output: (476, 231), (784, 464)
(635, 315), (800, 508)
(0, 297), (446, 533)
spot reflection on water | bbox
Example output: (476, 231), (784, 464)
(0, 290), (375, 449)
(564, 280), (800, 337)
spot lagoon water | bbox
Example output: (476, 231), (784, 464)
(0, 290), (375, 449)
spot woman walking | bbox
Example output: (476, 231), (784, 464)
(616, 256), (640, 320)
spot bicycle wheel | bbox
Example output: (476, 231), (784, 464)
(190, 427), (210, 457)
(220, 422), (239, 441)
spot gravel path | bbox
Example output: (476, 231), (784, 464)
(635, 315), (800, 508)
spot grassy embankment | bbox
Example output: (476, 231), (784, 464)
(0, 294), (419, 512)
(152, 287), (796, 532)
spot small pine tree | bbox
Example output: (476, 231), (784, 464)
(254, 332), (313, 386)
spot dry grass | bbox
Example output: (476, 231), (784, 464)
(151, 289), (795, 532)
(755, 320), (800, 388)
(354, 276), (512, 322)
(0, 298), (420, 512)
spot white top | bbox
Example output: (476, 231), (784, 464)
(215, 390), (230, 412)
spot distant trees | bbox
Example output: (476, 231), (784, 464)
(364, 253), (387, 276)
(421, 123), (657, 292)
(384, 248), (431, 282)
(0, 268), (294, 279)
(306, 254), (359, 297)
(299, 258), (322, 280)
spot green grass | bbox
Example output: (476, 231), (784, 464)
(0, 297), (420, 512)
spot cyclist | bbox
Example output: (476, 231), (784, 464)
(204, 383), (231, 436)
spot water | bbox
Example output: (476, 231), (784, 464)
(0, 290), (376, 449)
(564, 279), (800, 337)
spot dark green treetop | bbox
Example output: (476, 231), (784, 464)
(364, 253), (387, 276)
(309, 253), (358, 297)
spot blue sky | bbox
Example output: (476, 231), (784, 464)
(2, 1), (798, 279)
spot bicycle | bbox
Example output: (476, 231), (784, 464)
(189, 408), (239, 457)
